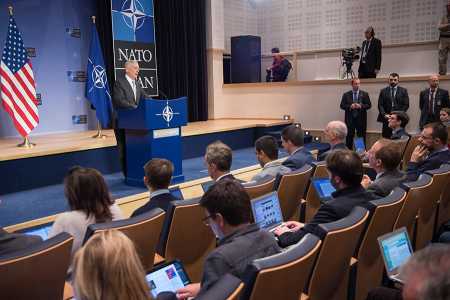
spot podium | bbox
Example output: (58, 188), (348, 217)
(118, 97), (188, 186)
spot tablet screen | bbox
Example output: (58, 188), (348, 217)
(146, 261), (190, 297)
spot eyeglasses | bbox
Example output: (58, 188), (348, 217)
(420, 135), (433, 140)
(202, 214), (216, 226)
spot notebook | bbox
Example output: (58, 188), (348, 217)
(354, 137), (366, 154)
(146, 260), (191, 298)
(251, 191), (284, 232)
(311, 178), (336, 201)
(377, 227), (413, 284)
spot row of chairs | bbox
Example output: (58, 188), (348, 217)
(1, 162), (448, 300)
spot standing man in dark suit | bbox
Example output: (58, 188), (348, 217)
(419, 75), (450, 129)
(112, 60), (149, 176)
(281, 124), (314, 170)
(131, 158), (178, 217)
(406, 122), (450, 182)
(274, 150), (379, 247)
(361, 140), (405, 197)
(340, 78), (372, 149)
(358, 26), (382, 79)
(377, 73), (409, 138)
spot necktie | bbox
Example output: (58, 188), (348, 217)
(352, 91), (358, 118)
(429, 90), (434, 115)
(391, 87), (395, 109)
(132, 80), (137, 103)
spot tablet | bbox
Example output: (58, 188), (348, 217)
(311, 178), (336, 201)
(146, 260), (191, 297)
(17, 223), (53, 240)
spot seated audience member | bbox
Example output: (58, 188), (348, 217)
(318, 120), (348, 161)
(274, 150), (379, 247)
(251, 135), (290, 182)
(176, 180), (281, 298)
(0, 227), (42, 257)
(281, 124), (314, 170)
(266, 47), (292, 82)
(49, 167), (124, 256)
(73, 230), (152, 300)
(440, 107), (450, 126)
(131, 158), (177, 217)
(389, 111), (410, 140)
(204, 141), (235, 182)
(367, 244), (450, 300)
(361, 140), (405, 197)
(406, 122), (450, 182)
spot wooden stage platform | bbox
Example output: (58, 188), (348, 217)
(0, 118), (291, 162)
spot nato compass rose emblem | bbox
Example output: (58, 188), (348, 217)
(156, 101), (180, 127)
(88, 58), (111, 99)
(120, 0), (147, 33)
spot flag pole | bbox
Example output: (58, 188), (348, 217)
(89, 15), (106, 140)
(8, 5), (13, 16)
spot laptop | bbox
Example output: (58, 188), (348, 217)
(311, 178), (336, 202)
(251, 191), (285, 232)
(354, 137), (366, 154)
(18, 223), (53, 240)
(169, 187), (184, 200)
(146, 260), (191, 298)
(201, 180), (214, 193)
(377, 227), (414, 284)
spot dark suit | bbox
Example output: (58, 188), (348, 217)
(377, 86), (409, 138)
(282, 147), (314, 170)
(340, 90), (372, 149)
(131, 192), (178, 218)
(358, 37), (382, 78)
(419, 88), (450, 129)
(390, 128), (410, 140)
(318, 143), (348, 161)
(406, 148), (450, 182)
(0, 228), (42, 257)
(367, 169), (406, 197)
(112, 76), (149, 176)
(278, 185), (379, 247)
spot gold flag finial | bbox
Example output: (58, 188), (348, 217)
(8, 6), (13, 16)
(91, 15), (96, 24)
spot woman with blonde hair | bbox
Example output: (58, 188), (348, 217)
(73, 230), (151, 300)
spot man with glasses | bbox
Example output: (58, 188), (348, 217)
(419, 75), (449, 130)
(406, 122), (450, 182)
(358, 26), (382, 79)
(377, 73), (409, 138)
(176, 180), (280, 298)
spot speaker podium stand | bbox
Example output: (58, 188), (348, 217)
(118, 97), (188, 187)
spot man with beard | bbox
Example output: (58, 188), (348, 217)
(274, 150), (379, 247)
(377, 73), (409, 138)
(406, 122), (450, 182)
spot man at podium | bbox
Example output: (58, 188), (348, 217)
(113, 60), (150, 176)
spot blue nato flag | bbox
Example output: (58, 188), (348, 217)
(85, 22), (113, 128)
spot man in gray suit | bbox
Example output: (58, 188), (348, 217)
(362, 139), (405, 197)
(112, 60), (149, 176)
(251, 135), (290, 183)
(318, 121), (348, 161)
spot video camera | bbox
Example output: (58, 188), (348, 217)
(341, 46), (361, 78)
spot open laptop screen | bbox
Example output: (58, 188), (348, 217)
(378, 228), (413, 273)
(251, 191), (283, 230)
(18, 223), (52, 240)
(146, 260), (191, 298)
(169, 187), (183, 200)
(354, 137), (366, 154)
(311, 178), (336, 200)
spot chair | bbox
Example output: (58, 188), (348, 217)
(84, 208), (165, 272)
(242, 234), (321, 300)
(302, 207), (369, 300)
(417, 164), (450, 249)
(303, 161), (328, 222)
(0, 233), (73, 300)
(393, 135), (410, 157)
(277, 164), (314, 221)
(162, 198), (216, 282)
(436, 165), (450, 235)
(393, 174), (433, 243)
(401, 134), (420, 170)
(350, 188), (407, 300)
(195, 274), (244, 300)
(243, 177), (276, 199)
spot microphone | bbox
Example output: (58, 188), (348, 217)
(158, 89), (169, 100)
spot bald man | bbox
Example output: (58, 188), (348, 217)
(419, 75), (449, 129)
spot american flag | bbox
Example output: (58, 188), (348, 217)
(0, 15), (38, 137)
